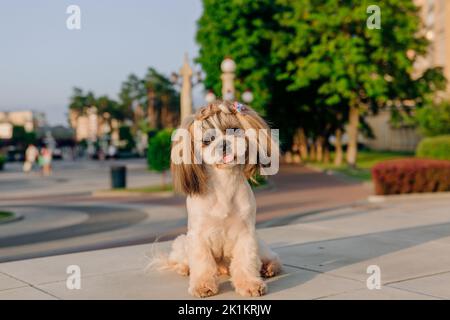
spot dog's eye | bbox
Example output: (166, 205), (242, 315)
(202, 135), (215, 146)
(227, 128), (243, 137)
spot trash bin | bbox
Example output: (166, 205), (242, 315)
(111, 165), (126, 189)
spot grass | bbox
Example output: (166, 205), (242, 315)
(309, 150), (414, 181)
(113, 184), (174, 193)
(0, 211), (13, 221)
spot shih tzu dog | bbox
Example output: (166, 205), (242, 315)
(152, 100), (281, 298)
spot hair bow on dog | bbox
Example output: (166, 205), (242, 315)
(233, 101), (246, 113)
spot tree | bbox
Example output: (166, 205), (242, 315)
(147, 129), (173, 187)
(142, 67), (180, 129)
(196, 0), (280, 114)
(196, 1), (352, 161)
(119, 74), (144, 122)
(119, 125), (135, 152)
(11, 125), (36, 147)
(272, 0), (445, 166)
(69, 88), (97, 115)
(119, 69), (180, 130)
(416, 101), (450, 137)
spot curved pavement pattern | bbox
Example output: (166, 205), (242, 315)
(0, 202), (187, 263)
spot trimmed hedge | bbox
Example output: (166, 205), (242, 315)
(372, 158), (450, 195)
(416, 135), (450, 161)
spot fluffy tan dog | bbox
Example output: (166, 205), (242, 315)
(152, 100), (281, 298)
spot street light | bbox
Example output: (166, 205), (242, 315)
(220, 57), (236, 74)
(220, 57), (253, 104)
(221, 57), (236, 100)
(242, 89), (254, 104)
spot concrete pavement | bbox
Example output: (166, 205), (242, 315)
(1, 194), (450, 299)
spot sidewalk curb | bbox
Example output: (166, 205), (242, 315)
(368, 191), (450, 203)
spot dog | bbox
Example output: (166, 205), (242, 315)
(151, 100), (281, 298)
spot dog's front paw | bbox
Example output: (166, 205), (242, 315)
(189, 279), (219, 298)
(234, 279), (267, 297)
(260, 259), (282, 278)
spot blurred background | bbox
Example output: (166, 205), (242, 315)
(1, 0), (449, 262)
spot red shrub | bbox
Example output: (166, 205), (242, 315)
(372, 158), (450, 195)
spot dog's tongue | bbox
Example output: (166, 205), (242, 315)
(223, 154), (234, 164)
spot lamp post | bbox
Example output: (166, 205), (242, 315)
(171, 53), (202, 123)
(218, 57), (253, 104)
(242, 89), (254, 104)
(220, 57), (236, 101)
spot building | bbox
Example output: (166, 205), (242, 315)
(363, 0), (450, 151)
(0, 110), (47, 139)
(415, 0), (450, 98)
(69, 108), (121, 146)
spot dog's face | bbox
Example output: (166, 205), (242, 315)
(197, 116), (245, 170)
(171, 100), (277, 195)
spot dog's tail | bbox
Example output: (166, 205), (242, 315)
(145, 234), (189, 276)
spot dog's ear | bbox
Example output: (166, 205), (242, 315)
(238, 108), (279, 179)
(171, 116), (208, 195)
(171, 161), (207, 195)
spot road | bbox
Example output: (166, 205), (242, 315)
(0, 159), (372, 262)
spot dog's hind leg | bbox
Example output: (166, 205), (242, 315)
(148, 234), (189, 276)
(168, 234), (190, 276)
(258, 238), (282, 278)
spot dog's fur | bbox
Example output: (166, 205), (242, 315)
(151, 100), (281, 298)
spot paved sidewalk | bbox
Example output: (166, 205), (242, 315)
(1, 194), (450, 299)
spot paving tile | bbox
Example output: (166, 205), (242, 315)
(320, 286), (439, 300)
(210, 267), (364, 300)
(257, 223), (349, 248)
(0, 242), (171, 285)
(390, 271), (450, 299)
(0, 286), (56, 300)
(38, 268), (194, 300)
(38, 265), (364, 300)
(275, 233), (450, 284)
(302, 203), (450, 240)
(0, 272), (27, 291)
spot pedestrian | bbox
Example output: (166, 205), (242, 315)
(108, 144), (117, 159)
(23, 144), (38, 173)
(39, 146), (53, 176)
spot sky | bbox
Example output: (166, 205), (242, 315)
(0, 0), (204, 125)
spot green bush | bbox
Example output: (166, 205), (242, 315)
(119, 125), (135, 151)
(415, 101), (450, 137)
(0, 155), (5, 171)
(147, 129), (174, 185)
(416, 135), (450, 161)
